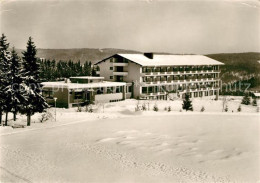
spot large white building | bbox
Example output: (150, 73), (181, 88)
(95, 53), (224, 100)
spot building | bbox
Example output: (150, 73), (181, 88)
(42, 76), (128, 108)
(95, 53), (224, 100)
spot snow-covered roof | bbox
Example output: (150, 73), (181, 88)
(42, 81), (126, 89)
(96, 54), (224, 66)
(253, 93), (260, 97)
(116, 54), (224, 66)
(70, 76), (104, 80)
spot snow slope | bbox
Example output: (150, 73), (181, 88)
(1, 112), (259, 182)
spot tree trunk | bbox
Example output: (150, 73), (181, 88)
(13, 112), (17, 121)
(27, 114), (31, 126)
(5, 112), (8, 126)
(0, 111), (2, 125)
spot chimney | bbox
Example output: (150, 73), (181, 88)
(144, 52), (154, 59)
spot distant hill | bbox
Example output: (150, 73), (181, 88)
(16, 48), (141, 64)
(16, 48), (260, 90)
(206, 52), (260, 90)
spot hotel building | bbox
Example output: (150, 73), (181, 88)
(95, 53), (224, 100)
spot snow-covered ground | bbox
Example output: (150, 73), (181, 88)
(0, 97), (259, 182)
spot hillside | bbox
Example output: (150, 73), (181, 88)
(16, 48), (140, 64)
(206, 52), (260, 91)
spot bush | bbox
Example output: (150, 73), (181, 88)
(135, 102), (141, 112)
(142, 103), (147, 111)
(167, 106), (171, 112)
(200, 106), (205, 112)
(39, 111), (54, 123)
(237, 105), (241, 112)
(252, 98), (257, 106)
(164, 107), (167, 111)
(224, 105), (228, 112)
(241, 93), (251, 105)
(86, 105), (93, 113)
(77, 105), (82, 112)
(153, 104), (158, 112)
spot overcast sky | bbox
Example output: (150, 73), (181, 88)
(0, 0), (259, 54)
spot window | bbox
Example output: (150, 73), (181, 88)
(107, 87), (113, 94)
(142, 87), (147, 94)
(42, 90), (54, 99)
(74, 91), (83, 100)
(96, 88), (104, 94)
(116, 86), (121, 93)
(110, 76), (113, 79)
(110, 67), (113, 70)
(110, 58), (113, 62)
(128, 86), (132, 93)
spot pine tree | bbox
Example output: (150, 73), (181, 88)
(0, 34), (11, 125)
(21, 37), (48, 126)
(241, 92), (251, 105)
(182, 93), (193, 111)
(5, 48), (27, 121)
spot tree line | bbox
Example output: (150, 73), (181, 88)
(0, 34), (48, 126)
(39, 59), (97, 81)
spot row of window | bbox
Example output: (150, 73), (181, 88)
(142, 66), (219, 73)
(141, 82), (219, 94)
(142, 74), (218, 82)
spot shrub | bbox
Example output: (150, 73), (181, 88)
(237, 105), (241, 112)
(77, 105), (82, 112)
(241, 93), (251, 105)
(167, 106), (171, 112)
(224, 105), (228, 112)
(135, 102), (141, 112)
(39, 111), (53, 123)
(142, 103), (147, 111)
(164, 107), (167, 111)
(153, 104), (158, 112)
(86, 105), (93, 113)
(252, 98), (257, 106)
(200, 106), (205, 112)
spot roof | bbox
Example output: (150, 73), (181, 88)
(95, 53), (224, 66)
(253, 93), (260, 97)
(42, 81), (126, 90)
(70, 76), (104, 79)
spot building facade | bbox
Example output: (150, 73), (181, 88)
(42, 76), (128, 108)
(95, 53), (224, 100)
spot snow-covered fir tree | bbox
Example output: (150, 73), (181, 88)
(5, 48), (27, 121)
(21, 37), (48, 126)
(182, 93), (193, 111)
(0, 34), (11, 125)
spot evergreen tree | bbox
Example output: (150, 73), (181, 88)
(5, 48), (27, 121)
(241, 92), (251, 105)
(21, 37), (48, 126)
(0, 34), (11, 125)
(182, 93), (193, 111)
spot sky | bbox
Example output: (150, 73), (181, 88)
(0, 0), (260, 54)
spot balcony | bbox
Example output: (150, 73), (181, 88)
(113, 63), (128, 67)
(113, 71), (128, 76)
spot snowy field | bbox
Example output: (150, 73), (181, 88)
(0, 97), (259, 182)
